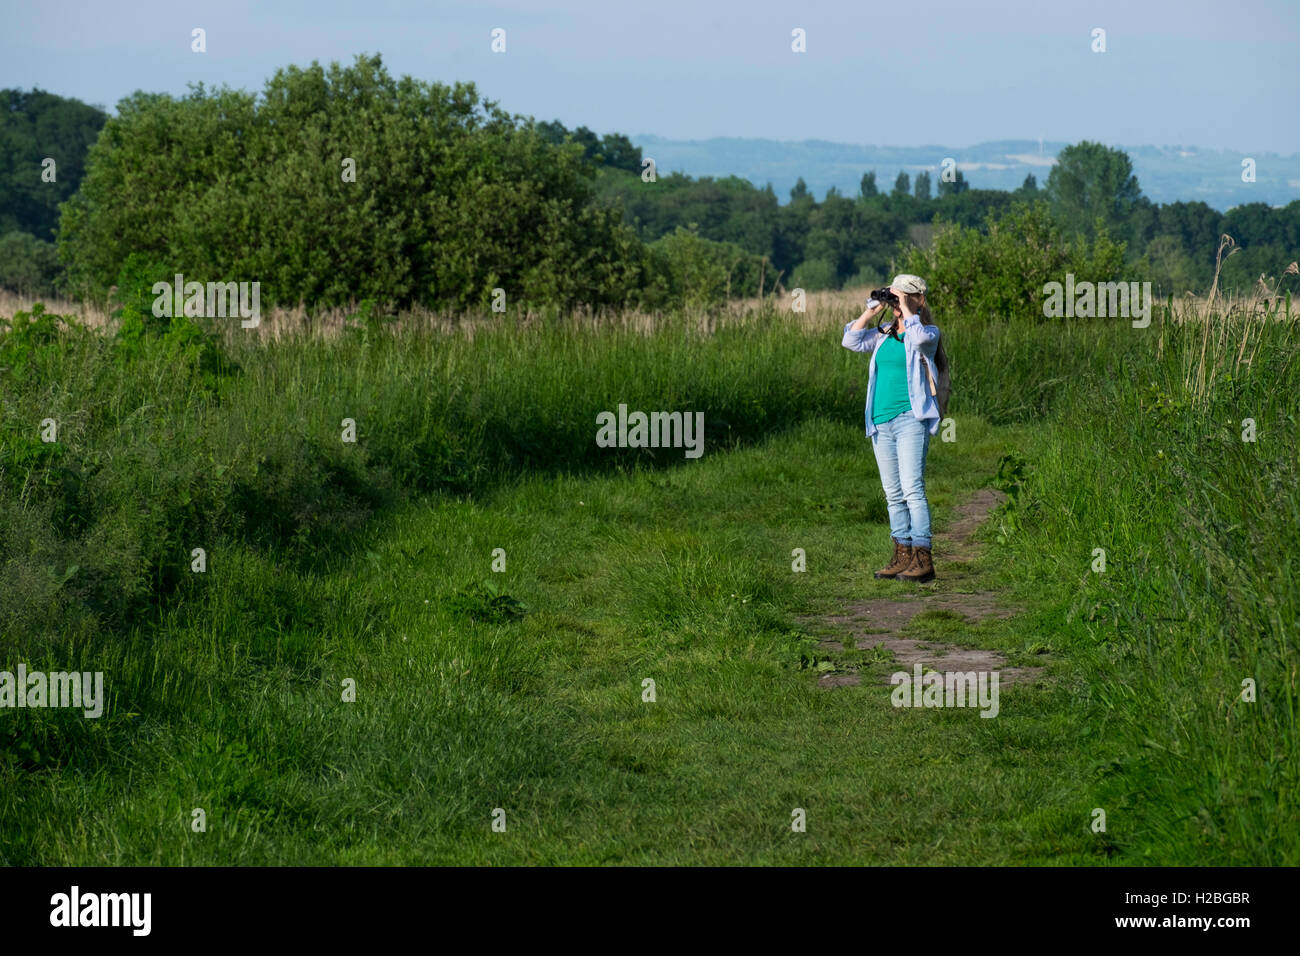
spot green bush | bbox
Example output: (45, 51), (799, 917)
(108, 253), (236, 391)
(0, 231), (62, 297)
(58, 55), (648, 312)
(646, 227), (766, 307)
(790, 257), (839, 292)
(0, 301), (68, 383)
(899, 201), (1129, 320)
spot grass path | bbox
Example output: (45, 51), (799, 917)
(311, 414), (1101, 864)
(10, 414), (1109, 865)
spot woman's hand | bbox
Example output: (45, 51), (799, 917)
(891, 287), (915, 319)
(848, 301), (882, 331)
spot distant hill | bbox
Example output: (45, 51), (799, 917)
(632, 136), (1300, 211)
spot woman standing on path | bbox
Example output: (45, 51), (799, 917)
(840, 274), (942, 583)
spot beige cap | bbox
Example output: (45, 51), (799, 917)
(891, 274), (927, 294)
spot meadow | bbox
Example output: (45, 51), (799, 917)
(0, 283), (1295, 864)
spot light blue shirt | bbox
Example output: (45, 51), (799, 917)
(841, 313), (942, 438)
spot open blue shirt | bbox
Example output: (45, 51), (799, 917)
(841, 313), (943, 438)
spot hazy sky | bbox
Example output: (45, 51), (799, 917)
(3, 0), (1298, 154)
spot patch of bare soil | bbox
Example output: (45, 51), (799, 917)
(806, 487), (1046, 688)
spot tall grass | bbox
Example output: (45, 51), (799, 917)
(0, 290), (1106, 644)
(0, 292), (1078, 789)
(994, 297), (1298, 862)
(2, 287), (1294, 863)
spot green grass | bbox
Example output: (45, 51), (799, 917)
(1, 297), (1294, 864)
(988, 310), (1300, 864)
(4, 414), (1109, 864)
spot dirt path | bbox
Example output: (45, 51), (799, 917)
(802, 487), (1046, 689)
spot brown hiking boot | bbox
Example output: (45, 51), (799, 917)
(873, 541), (913, 579)
(898, 545), (935, 583)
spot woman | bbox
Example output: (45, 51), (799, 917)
(840, 274), (941, 583)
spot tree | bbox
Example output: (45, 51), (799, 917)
(58, 55), (648, 311)
(893, 171), (910, 196)
(936, 169), (969, 197)
(1155, 201), (1223, 258)
(790, 257), (839, 292)
(593, 170), (781, 263)
(569, 124), (603, 163)
(914, 171), (932, 201)
(932, 189), (1015, 229)
(0, 230), (61, 295)
(535, 119), (568, 145)
(533, 121), (641, 173)
(0, 88), (108, 240)
(772, 201), (811, 277)
(790, 177), (810, 202)
(1143, 234), (1200, 294)
(600, 132), (641, 173)
(1018, 173), (1038, 193)
(859, 171), (878, 198)
(1044, 141), (1143, 242)
(803, 195), (906, 287)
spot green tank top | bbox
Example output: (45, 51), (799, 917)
(872, 334), (911, 425)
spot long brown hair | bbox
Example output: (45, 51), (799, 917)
(902, 291), (944, 374)
(902, 291), (932, 325)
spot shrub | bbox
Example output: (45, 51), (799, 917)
(0, 301), (69, 384)
(108, 253), (236, 390)
(790, 257), (839, 292)
(647, 227), (766, 307)
(59, 55), (648, 312)
(0, 231), (62, 297)
(899, 201), (1129, 320)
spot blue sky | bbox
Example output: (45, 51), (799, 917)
(3, 0), (1297, 154)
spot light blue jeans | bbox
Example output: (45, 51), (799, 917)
(870, 413), (932, 549)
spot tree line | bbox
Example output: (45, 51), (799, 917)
(595, 140), (1298, 297)
(1, 56), (1296, 308)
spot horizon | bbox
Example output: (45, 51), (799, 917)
(3, 0), (1298, 155)
(634, 133), (1298, 158)
(629, 135), (1299, 211)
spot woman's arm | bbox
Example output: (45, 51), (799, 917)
(842, 301), (887, 352)
(899, 305), (940, 358)
(849, 300), (886, 332)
